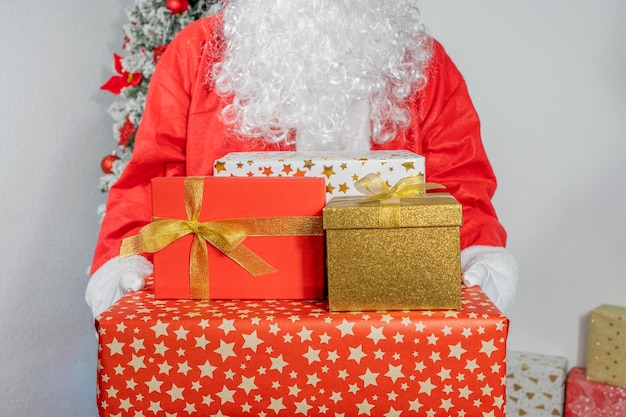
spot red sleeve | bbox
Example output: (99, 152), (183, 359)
(90, 19), (211, 274)
(415, 41), (507, 249)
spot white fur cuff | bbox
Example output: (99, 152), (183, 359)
(85, 255), (153, 318)
(461, 245), (519, 316)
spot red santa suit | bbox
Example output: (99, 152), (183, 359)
(91, 14), (507, 276)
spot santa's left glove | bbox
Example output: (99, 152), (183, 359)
(461, 245), (519, 316)
(85, 255), (153, 318)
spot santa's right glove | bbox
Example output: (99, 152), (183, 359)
(85, 255), (153, 318)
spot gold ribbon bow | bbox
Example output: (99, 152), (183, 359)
(354, 173), (445, 227)
(120, 177), (323, 299)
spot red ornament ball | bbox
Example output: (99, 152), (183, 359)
(101, 154), (119, 174)
(166, 0), (189, 14)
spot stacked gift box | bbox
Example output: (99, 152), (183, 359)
(563, 304), (626, 416)
(97, 150), (510, 416)
(565, 367), (626, 417)
(504, 304), (626, 417)
(136, 175), (327, 300)
(506, 350), (568, 416)
(213, 150), (428, 202)
(585, 305), (626, 389)
(96, 281), (508, 416)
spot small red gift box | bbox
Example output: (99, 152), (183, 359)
(122, 176), (326, 300)
(96, 283), (508, 417)
(564, 367), (626, 417)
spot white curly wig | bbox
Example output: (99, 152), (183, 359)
(212, 0), (432, 150)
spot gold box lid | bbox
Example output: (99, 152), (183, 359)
(323, 192), (462, 229)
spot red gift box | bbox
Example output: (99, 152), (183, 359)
(564, 367), (626, 417)
(96, 282), (509, 416)
(124, 176), (326, 300)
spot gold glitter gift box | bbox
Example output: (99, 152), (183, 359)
(586, 304), (626, 388)
(323, 192), (462, 311)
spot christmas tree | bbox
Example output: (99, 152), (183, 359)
(99, 0), (221, 211)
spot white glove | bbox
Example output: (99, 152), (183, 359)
(85, 255), (153, 318)
(461, 245), (519, 316)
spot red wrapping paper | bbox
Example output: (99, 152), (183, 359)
(96, 283), (508, 416)
(150, 176), (326, 300)
(564, 367), (626, 417)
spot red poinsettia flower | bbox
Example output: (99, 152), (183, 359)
(100, 53), (142, 95)
(153, 44), (168, 65)
(118, 117), (136, 147)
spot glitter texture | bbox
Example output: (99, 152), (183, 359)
(565, 367), (626, 416)
(323, 193), (462, 311)
(587, 304), (626, 388)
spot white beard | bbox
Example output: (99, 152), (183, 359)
(213, 0), (432, 151)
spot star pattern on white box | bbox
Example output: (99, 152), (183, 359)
(97, 283), (507, 416)
(213, 151), (426, 202)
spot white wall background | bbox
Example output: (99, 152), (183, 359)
(0, 1), (128, 416)
(0, 1), (624, 415)
(420, 0), (626, 367)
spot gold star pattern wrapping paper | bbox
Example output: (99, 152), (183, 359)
(505, 350), (568, 417)
(323, 193), (462, 312)
(96, 280), (508, 417)
(587, 304), (626, 388)
(213, 151), (426, 203)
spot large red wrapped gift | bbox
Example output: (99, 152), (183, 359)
(564, 367), (626, 417)
(121, 176), (326, 300)
(96, 283), (508, 416)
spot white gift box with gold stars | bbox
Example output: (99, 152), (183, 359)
(213, 151), (426, 202)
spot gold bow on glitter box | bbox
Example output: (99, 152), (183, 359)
(353, 173), (445, 228)
(354, 173), (444, 201)
(323, 174), (463, 311)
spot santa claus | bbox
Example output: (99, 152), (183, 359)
(87, 0), (518, 317)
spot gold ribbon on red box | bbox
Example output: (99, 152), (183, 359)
(120, 177), (323, 299)
(354, 173), (445, 227)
